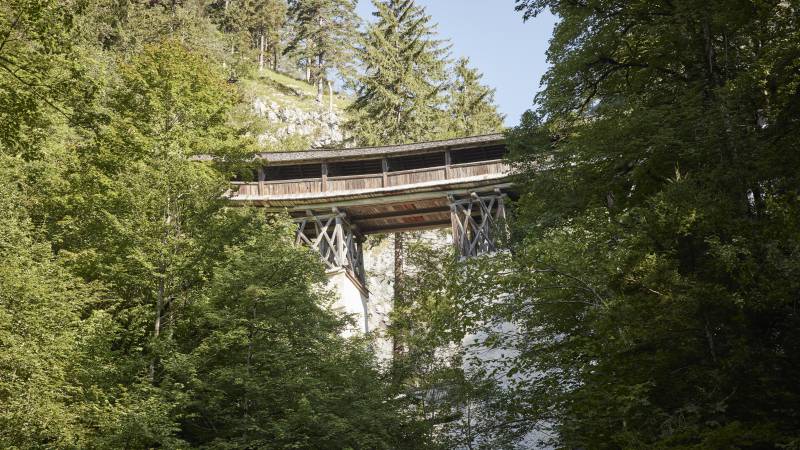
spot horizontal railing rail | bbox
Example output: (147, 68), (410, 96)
(232, 157), (509, 198)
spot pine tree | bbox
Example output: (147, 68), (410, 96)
(345, 0), (450, 146)
(446, 57), (504, 137)
(285, 0), (359, 105)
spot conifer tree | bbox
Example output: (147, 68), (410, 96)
(206, 0), (287, 73)
(285, 0), (359, 104)
(249, 0), (288, 72)
(346, 0), (450, 146)
(446, 57), (505, 137)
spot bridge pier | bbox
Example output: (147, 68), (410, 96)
(449, 190), (508, 259)
(294, 209), (369, 334)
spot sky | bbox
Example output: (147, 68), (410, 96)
(355, 0), (557, 127)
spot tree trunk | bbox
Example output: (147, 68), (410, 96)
(328, 80), (334, 114)
(272, 43), (278, 71)
(258, 33), (265, 73)
(150, 267), (165, 382)
(316, 53), (324, 103)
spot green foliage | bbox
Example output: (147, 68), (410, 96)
(387, 233), (534, 449)
(210, 0), (288, 73)
(173, 222), (421, 448)
(0, 0), (92, 158)
(0, 160), (89, 448)
(443, 0), (800, 447)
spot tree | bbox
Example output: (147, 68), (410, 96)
(445, 57), (504, 137)
(285, 0), (359, 105)
(453, 0), (800, 447)
(254, 0), (288, 72)
(216, 0), (288, 73)
(0, 0), (93, 159)
(35, 40), (253, 447)
(0, 159), (94, 448)
(345, 0), (450, 146)
(174, 218), (428, 448)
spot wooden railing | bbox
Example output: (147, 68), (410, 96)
(386, 166), (447, 187)
(232, 159), (509, 198)
(328, 173), (384, 191)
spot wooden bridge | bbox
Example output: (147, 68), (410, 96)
(229, 134), (512, 289)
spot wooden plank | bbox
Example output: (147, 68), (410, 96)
(328, 175), (383, 191)
(386, 167), (446, 187)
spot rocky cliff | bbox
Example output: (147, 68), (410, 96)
(237, 70), (350, 150)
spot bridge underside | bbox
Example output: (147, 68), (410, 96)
(234, 177), (512, 283)
(259, 179), (512, 236)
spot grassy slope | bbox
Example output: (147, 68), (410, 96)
(230, 69), (352, 151)
(239, 70), (351, 113)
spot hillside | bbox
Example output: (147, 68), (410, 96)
(236, 70), (351, 150)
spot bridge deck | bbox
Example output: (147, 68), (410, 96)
(229, 134), (511, 235)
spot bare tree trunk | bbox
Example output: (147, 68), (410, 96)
(306, 61), (311, 82)
(150, 265), (165, 382)
(258, 33), (265, 73)
(316, 54), (324, 103)
(272, 44), (278, 71)
(328, 80), (334, 114)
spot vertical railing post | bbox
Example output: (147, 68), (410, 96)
(258, 166), (265, 196)
(321, 162), (328, 192)
(334, 209), (345, 267)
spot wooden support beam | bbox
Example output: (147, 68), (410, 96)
(360, 220), (452, 235)
(292, 209), (366, 287)
(448, 191), (509, 259)
(350, 206), (451, 222)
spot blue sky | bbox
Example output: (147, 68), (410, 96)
(355, 0), (557, 127)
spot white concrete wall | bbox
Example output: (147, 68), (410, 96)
(326, 268), (370, 337)
(363, 236), (395, 362)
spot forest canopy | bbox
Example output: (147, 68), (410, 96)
(2, 0), (799, 449)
